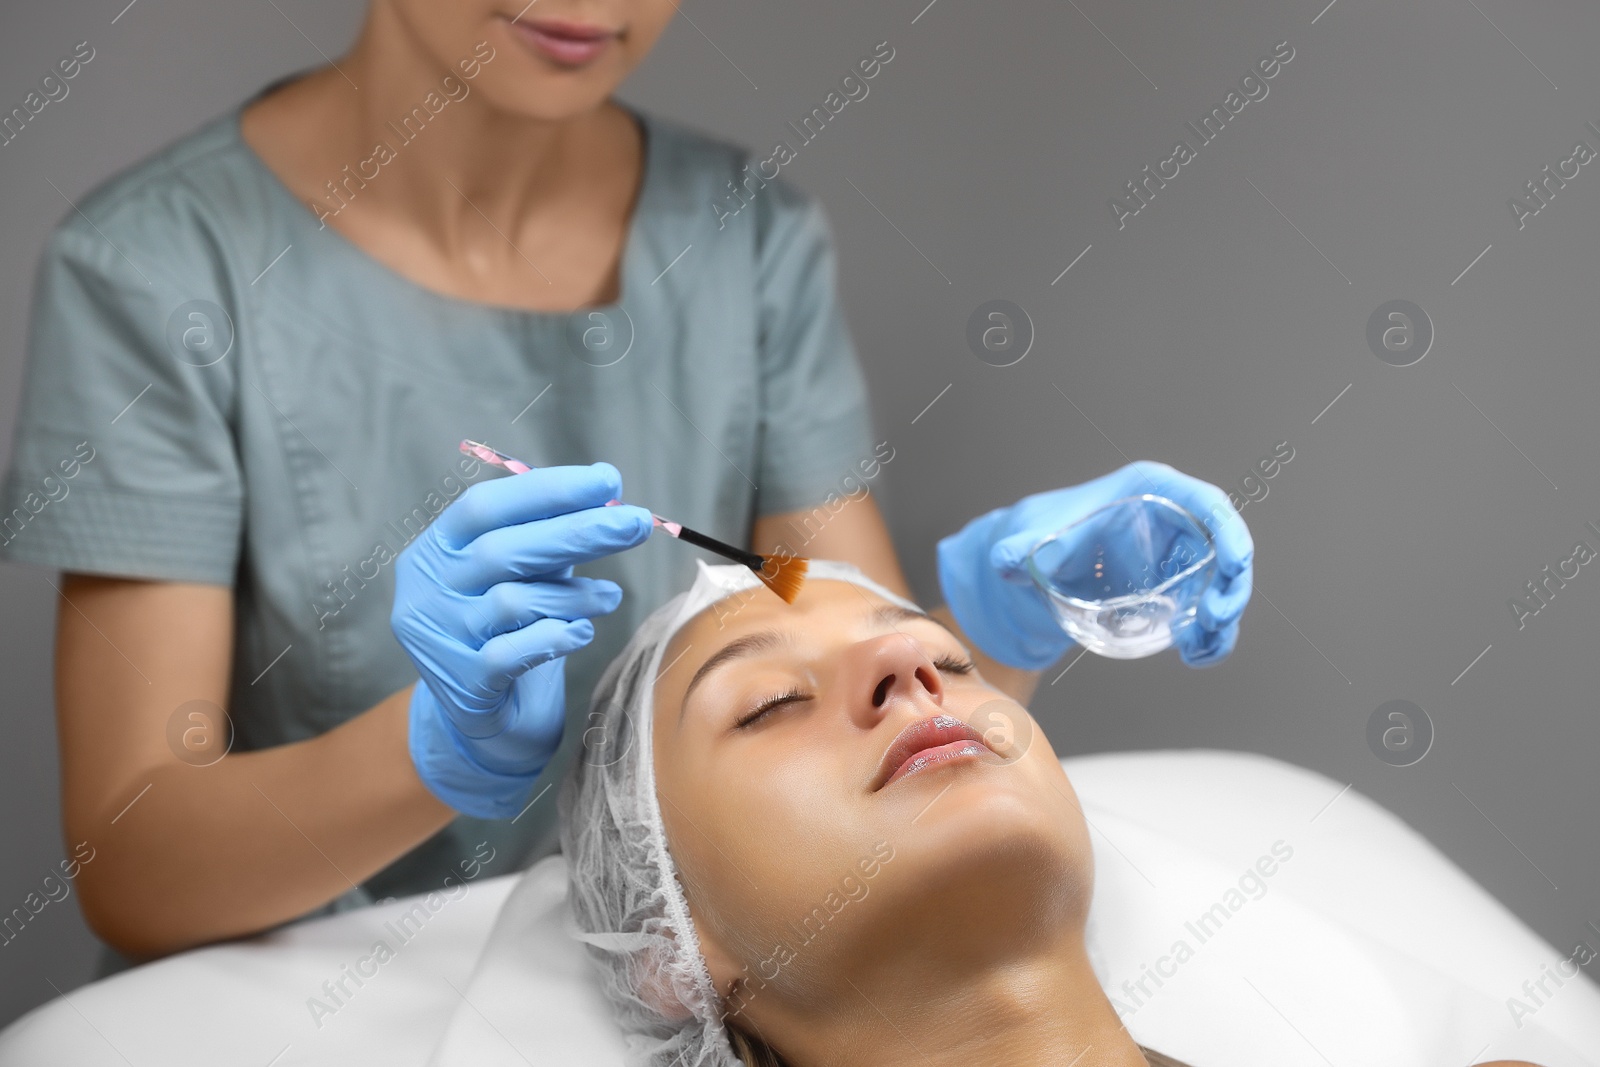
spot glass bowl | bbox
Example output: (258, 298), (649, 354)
(1025, 494), (1217, 659)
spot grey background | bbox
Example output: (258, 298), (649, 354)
(2, 0), (1597, 1029)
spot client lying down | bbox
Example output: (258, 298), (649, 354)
(559, 560), (1543, 1067)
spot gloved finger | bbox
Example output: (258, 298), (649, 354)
(986, 471), (1141, 580)
(1108, 461), (1255, 581)
(1197, 565), (1252, 631)
(1140, 474), (1254, 582)
(470, 617), (596, 710)
(448, 504), (654, 594)
(991, 530), (1050, 584)
(464, 577), (624, 646)
(1175, 615), (1240, 666)
(434, 462), (627, 550)
(1095, 459), (1185, 502)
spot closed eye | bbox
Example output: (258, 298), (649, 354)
(932, 653), (976, 675)
(733, 687), (809, 729)
(732, 653), (978, 730)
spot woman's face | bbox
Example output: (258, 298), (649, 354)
(382, 0), (678, 120)
(651, 579), (1095, 1021)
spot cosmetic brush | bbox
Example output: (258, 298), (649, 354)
(458, 439), (809, 604)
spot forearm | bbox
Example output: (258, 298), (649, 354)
(77, 684), (456, 959)
(928, 603), (1043, 707)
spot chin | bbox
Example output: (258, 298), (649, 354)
(471, 67), (620, 122)
(867, 780), (1094, 953)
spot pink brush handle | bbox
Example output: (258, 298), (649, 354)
(458, 439), (682, 535)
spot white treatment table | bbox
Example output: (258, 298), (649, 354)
(2, 750), (1594, 1066)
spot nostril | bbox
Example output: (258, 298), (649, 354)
(871, 675), (893, 707)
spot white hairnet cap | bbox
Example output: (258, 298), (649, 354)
(558, 558), (923, 1067)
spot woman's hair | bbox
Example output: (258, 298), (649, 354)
(728, 1027), (788, 1067)
(558, 559), (925, 1067)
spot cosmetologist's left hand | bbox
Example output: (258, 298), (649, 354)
(936, 460), (1254, 670)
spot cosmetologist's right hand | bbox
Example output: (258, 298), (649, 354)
(390, 463), (654, 819)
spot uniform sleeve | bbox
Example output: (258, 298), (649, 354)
(750, 183), (877, 517)
(0, 221), (243, 584)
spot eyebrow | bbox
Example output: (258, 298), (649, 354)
(676, 603), (940, 729)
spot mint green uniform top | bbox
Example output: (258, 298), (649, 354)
(0, 100), (875, 967)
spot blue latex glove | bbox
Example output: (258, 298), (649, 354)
(390, 463), (654, 819)
(937, 460), (1255, 670)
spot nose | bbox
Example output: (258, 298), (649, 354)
(843, 632), (945, 727)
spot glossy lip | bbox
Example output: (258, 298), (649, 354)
(872, 714), (995, 792)
(504, 16), (621, 67)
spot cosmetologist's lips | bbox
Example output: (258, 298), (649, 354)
(505, 16), (621, 67)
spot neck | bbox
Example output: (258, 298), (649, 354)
(285, 5), (632, 252)
(750, 932), (1149, 1067)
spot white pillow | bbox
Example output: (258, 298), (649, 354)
(2, 750), (1591, 1067)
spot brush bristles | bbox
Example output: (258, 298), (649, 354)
(755, 554), (809, 604)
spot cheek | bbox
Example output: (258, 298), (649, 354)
(395, 0), (488, 62)
(663, 789), (821, 970)
(660, 747), (873, 962)
(1016, 719), (1063, 770)
(699, 747), (853, 879)
(627, 1), (680, 51)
